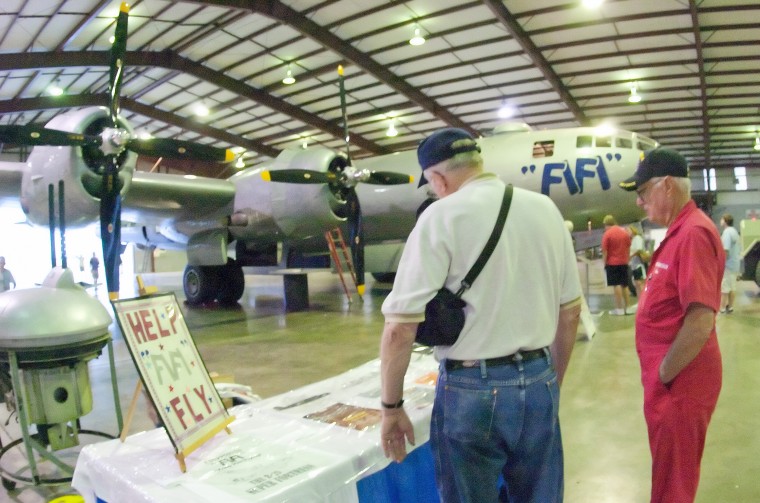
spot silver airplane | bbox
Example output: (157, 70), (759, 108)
(0, 106), (653, 305)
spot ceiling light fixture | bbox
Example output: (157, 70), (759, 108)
(409, 25), (426, 46)
(194, 102), (210, 117)
(754, 136), (760, 151)
(282, 65), (296, 85)
(48, 79), (64, 97)
(594, 123), (616, 137)
(583, 0), (604, 7)
(386, 120), (398, 137)
(628, 85), (642, 103)
(498, 100), (514, 119)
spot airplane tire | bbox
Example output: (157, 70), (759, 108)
(183, 265), (220, 305)
(371, 272), (396, 284)
(216, 259), (245, 305)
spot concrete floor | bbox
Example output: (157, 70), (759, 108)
(1, 259), (758, 502)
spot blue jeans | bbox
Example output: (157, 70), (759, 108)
(430, 353), (563, 503)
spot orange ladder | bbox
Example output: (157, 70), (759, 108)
(325, 227), (358, 302)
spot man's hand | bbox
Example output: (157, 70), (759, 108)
(659, 303), (714, 384)
(379, 320), (418, 462)
(381, 408), (415, 462)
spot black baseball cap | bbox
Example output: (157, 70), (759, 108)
(417, 128), (480, 187)
(619, 147), (689, 191)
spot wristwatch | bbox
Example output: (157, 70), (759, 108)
(381, 398), (404, 409)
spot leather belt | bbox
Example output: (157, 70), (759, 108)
(445, 347), (547, 372)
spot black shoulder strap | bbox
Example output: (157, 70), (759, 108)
(456, 184), (513, 296)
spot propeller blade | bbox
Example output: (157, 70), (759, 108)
(100, 157), (122, 300)
(100, 2), (129, 300)
(345, 189), (364, 296)
(108, 2), (129, 126)
(261, 169), (337, 184)
(0, 125), (98, 147)
(128, 138), (234, 162)
(337, 65), (351, 163)
(365, 171), (414, 185)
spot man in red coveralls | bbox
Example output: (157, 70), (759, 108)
(619, 148), (723, 503)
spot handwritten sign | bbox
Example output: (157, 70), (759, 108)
(113, 293), (233, 464)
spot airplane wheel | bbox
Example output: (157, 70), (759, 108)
(183, 265), (220, 305)
(371, 272), (396, 283)
(216, 259), (245, 305)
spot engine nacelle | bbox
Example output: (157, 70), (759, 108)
(20, 107), (135, 228)
(229, 147), (347, 252)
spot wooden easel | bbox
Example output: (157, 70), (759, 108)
(113, 285), (235, 473)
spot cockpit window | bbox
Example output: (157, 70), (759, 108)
(577, 136), (593, 148)
(616, 137), (633, 148)
(532, 141), (555, 158)
(596, 137), (612, 148)
(637, 140), (657, 151)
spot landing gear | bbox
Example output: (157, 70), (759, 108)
(183, 259), (245, 305)
(183, 265), (220, 304)
(217, 259), (245, 305)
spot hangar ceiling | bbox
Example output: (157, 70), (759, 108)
(0, 0), (758, 177)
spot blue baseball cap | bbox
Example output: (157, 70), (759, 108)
(417, 128), (480, 187)
(620, 147), (689, 191)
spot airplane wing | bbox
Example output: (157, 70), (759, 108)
(123, 171), (235, 225)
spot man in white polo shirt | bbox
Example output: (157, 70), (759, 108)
(379, 128), (581, 502)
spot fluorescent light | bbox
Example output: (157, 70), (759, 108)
(409, 26), (425, 46)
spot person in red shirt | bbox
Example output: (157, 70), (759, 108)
(601, 214), (632, 315)
(620, 148), (723, 503)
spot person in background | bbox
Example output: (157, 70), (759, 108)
(719, 213), (740, 313)
(628, 225), (647, 301)
(0, 256), (16, 293)
(602, 214), (632, 315)
(90, 252), (100, 286)
(379, 127), (581, 502)
(620, 147), (723, 503)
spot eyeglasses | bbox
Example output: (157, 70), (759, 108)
(636, 177), (665, 201)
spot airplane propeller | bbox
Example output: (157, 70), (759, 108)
(0, 2), (233, 300)
(0, 125), (232, 162)
(261, 66), (413, 297)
